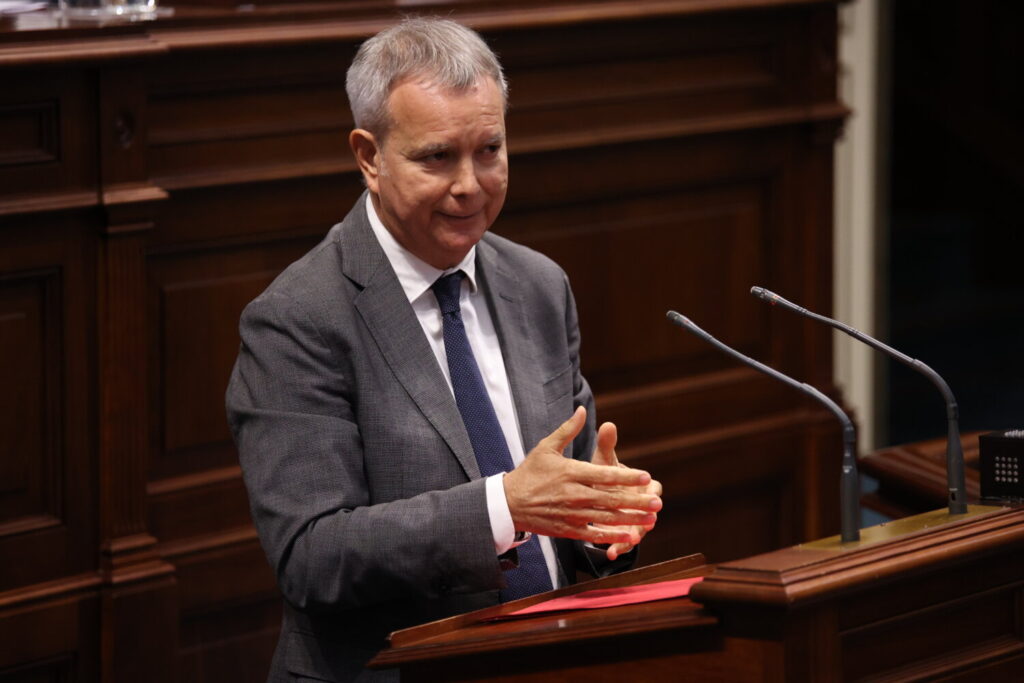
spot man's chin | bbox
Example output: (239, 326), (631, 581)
(435, 214), (491, 243)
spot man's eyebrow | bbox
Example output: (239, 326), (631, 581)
(407, 142), (450, 158)
(484, 133), (506, 146)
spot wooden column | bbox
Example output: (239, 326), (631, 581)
(96, 64), (177, 683)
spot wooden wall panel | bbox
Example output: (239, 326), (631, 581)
(147, 250), (301, 474)
(0, 272), (60, 532)
(145, 238), (319, 544)
(150, 179), (355, 247)
(0, 101), (59, 166)
(178, 593), (281, 683)
(0, 218), (96, 594)
(0, 70), (97, 212)
(0, 585), (100, 682)
(146, 44), (355, 192)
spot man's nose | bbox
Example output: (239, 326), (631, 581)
(450, 157), (481, 196)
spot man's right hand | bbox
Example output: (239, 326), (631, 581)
(502, 407), (662, 546)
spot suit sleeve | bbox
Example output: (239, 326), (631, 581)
(226, 289), (504, 613)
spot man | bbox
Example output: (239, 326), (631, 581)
(227, 17), (663, 682)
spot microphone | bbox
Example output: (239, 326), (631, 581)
(666, 311), (861, 542)
(750, 286), (967, 515)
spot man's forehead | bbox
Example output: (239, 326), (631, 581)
(383, 77), (506, 144)
(390, 72), (504, 103)
(388, 77), (502, 111)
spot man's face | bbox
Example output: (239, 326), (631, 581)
(356, 77), (508, 270)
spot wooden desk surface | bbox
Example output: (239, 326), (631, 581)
(859, 431), (983, 518)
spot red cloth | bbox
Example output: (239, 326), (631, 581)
(491, 576), (704, 620)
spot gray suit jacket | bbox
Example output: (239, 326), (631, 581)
(227, 195), (622, 682)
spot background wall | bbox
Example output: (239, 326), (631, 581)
(834, 0), (1023, 459)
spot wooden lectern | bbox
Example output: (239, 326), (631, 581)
(371, 506), (1024, 681)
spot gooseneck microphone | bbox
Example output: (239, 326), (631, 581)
(750, 286), (968, 516)
(666, 311), (861, 543)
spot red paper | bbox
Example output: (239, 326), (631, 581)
(492, 576), (704, 620)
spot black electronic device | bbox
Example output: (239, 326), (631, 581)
(979, 429), (1024, 502)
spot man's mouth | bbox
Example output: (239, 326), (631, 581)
(439, 210), (482, 222)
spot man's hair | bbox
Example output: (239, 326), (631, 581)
(345, 17), (508, 136)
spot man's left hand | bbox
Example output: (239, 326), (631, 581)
(590, 422), (663, 560)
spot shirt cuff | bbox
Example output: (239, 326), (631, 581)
(485, 473), (517, 554)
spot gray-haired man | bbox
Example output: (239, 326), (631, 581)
(227, 17), (662, 682)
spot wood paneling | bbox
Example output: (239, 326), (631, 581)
(0, 590), (100, 682)
(0, 101), (59, 166)
(0, 217), (96, 594)
(0, 71), (97, 211)
(0, 270), (61, 534)
(0, 1), (849, 680)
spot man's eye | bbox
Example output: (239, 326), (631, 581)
(482, 144), (501, 155)
(422, 151), (447, 162)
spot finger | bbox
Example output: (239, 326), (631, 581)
(572, 509), (657, 527)
(591, 422), (619, 468)
(590, 523), (643, 540)
(558, 479), (660, 512)
(580, 479), (662, 511)
(538, 406), (587, 454)
(596, 488), (663, 513)
(606, 541), (634, 561)
(573, 460), (652, 488)
(574, 525), (636, 546)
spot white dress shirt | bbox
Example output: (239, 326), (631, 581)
(364, 195), (560, 588)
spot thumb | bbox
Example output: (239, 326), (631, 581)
(591, 422), (619, 467)
(539, 406), (586, 455)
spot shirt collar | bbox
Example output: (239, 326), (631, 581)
(365, 193), (478, 304)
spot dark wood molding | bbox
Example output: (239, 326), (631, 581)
(0, 34), (166, 69)
(0, 572), (102, 610)
(0, 190), (98, 217)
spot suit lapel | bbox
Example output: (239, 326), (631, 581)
(476, 239), (549, 455)
(337, 198), (481, 481)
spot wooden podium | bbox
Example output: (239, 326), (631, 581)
(371, 506), (1024, 681)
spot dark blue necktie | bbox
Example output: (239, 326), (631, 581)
(431, 271), (553, 602)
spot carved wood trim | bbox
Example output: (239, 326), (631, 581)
(97, 234), (150, 544)
(0, 514), (62, 538)
(154, 158), (352, 191)
(157, 524), (259, 560)
(0, 100), (59, 167)
(511, 103), (850, 156)
(0, 35), (167, 69)
(146, 464), (243, 497)
(691, 506), (1024, 607)
(149, 104), (847, 193)
(0, 191), (98, 218)
(148, 113), (344, 147)
(149, 0), (840, 53)
(0, 572), (101, 610)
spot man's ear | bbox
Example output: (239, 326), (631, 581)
(349, 128), (381, 193)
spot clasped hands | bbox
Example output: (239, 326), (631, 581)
(503, 406), (663, 561)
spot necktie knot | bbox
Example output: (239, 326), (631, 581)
(431, 271), (465, 316)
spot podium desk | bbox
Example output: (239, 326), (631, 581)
(860, 432), (984, 518)
(372, 506), (1024, 682)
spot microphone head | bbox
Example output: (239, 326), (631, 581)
(750, 286), (774, 303)
(666, 310), (690, 327)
